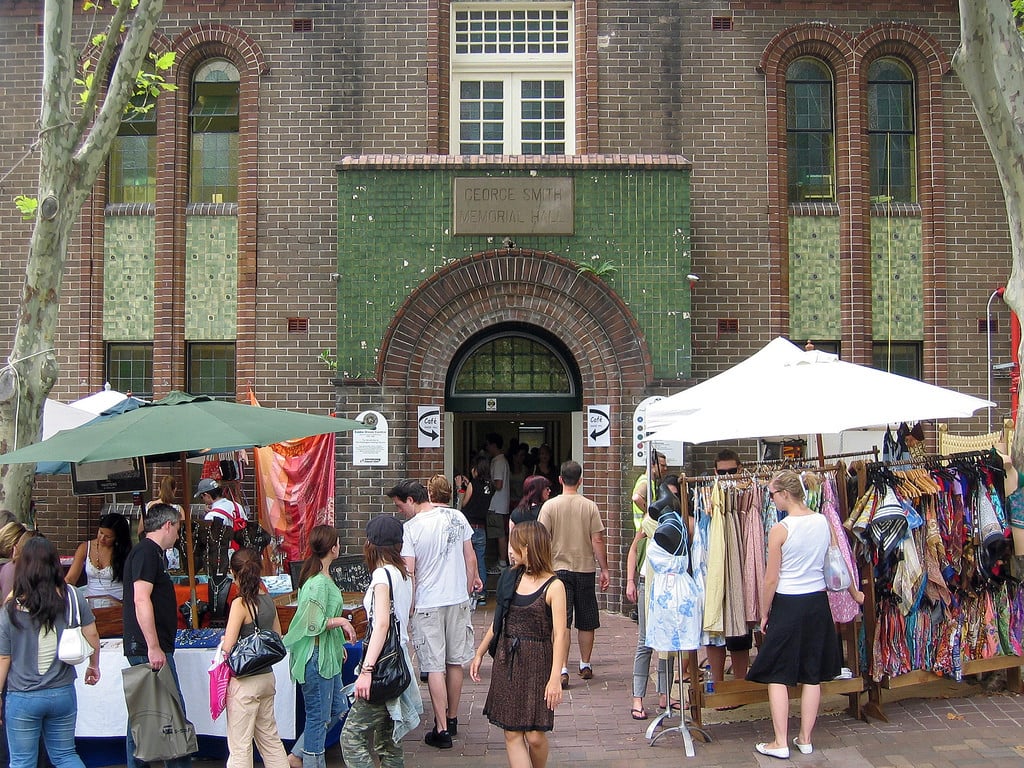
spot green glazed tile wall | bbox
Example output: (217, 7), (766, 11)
(871, 215), (922, 340)
(185, 216), (238, 340)
(103, 216), (155, 341)
(789, 215), (841, 341)
(337, 169), (691, 380)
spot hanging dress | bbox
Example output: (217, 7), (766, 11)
(646, 514), (703, 652)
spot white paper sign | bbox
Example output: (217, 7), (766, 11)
(633, 396), (685, 468)
(587, 404), (611, 447)
(417, 405), (441, 448)
(353, 410), (389, 466)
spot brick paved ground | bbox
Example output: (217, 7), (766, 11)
(390, 605), (1024, 768)
(173, 604), (1024, 768)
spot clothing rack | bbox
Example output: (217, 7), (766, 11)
(746, 447), (880, 470)
(680, 466), (866, 728)
(856, 450), (1023, 721)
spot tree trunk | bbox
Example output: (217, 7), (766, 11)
(954, 0), (1024, 469)
(0, 0), (165, 521)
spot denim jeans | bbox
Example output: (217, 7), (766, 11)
(5, 684), (83, 768)
(125, 655), (192, 768)
(296, 647), (348, 768)
(470, 528), (487, 589)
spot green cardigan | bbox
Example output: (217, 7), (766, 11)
(282, 572), (347, 684)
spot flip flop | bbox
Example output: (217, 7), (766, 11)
(630, 707), (648, 720)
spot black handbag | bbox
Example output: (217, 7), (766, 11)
(226, 599), (286, 677)
(361, 569), (411, 704)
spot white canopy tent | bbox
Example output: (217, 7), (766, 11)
(645, 338), (995, 445)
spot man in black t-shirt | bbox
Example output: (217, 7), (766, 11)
(122, 503), (193, 768)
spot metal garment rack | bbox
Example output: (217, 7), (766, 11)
(679, 463), (867, 729)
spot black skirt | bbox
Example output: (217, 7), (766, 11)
(746, 591), (841, 686)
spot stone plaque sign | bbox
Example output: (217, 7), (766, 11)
(453, 177), (574, 235)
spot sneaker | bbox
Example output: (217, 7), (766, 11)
(579, 665), (594, 680)
(447, 717), (458, 736)
(424, 728), (453, 749)
(486, 565), (501, 575)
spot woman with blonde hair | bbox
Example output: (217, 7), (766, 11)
(746, 470), (863, 759)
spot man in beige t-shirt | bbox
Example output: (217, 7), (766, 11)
(538, 460), (609, 688)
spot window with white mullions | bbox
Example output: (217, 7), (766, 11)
(451, 2), (574, 155)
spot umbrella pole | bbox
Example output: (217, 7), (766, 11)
(179, 453), (199, 629)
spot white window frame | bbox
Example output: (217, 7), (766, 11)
(450, 2), (575, 155)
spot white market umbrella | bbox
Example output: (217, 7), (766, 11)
(645, 338), (995, 445)
(41, 399), (96, 440)
(70, 386), (129, 415)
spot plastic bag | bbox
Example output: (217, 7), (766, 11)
(823, 544), (851, 592)
(208, 647), (232, 720)
(122, 664), (198, 762)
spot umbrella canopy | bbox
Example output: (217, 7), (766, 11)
(0, 391), (368, 465)
(645, 338), (995, 445)
(42, 399), (96, 441)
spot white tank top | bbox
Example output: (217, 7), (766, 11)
(84, 541), (123, 600)
(776, 513), (829, 595)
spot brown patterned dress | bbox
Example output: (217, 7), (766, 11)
(483, 576), (556, 732)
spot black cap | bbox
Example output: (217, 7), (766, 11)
(367, 515), (404, 547)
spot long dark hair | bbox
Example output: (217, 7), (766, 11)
(363, 540), (409, 579)
(298, 525), (338, 588)
(230, 547), (265, 615)
(98, 512), (132, 583)
(7, 536), (65, 632)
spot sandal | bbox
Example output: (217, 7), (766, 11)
(630, 707), (648, 720)
(657, 699), (680, 711)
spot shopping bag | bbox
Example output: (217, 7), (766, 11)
(122, 664), (198, 762)
(208, 647), (232, 720)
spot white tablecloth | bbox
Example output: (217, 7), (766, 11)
(73, 639), (296, 739)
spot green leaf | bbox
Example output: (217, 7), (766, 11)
(13, 195), (38, 221)
(152, 51), (176, 71)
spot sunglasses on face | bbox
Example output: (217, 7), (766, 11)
(716, 467), (739, 475)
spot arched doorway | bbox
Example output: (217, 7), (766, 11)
(446, 322), (582, 480)
(378, 248), (652, 606)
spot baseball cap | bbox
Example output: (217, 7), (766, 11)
(194, 477), (220, 498)
(366, 515), (404, 547)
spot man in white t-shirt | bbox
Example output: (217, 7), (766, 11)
(485, 433), (511, 568)
(390, 479), (482, 750)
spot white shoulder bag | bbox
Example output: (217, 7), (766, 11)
(58, 586), (93, 665)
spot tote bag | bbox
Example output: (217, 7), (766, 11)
(122, 664), (198, 762)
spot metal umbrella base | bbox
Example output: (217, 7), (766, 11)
(645, 649), (712, 757)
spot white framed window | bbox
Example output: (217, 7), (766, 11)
(451, 3), (574, 155)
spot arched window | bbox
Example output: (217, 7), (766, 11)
(786, 57), (835, 202)
(868, 57), (916, 203)
(447, 328), (580, 412)
(190, 58), (239, 203)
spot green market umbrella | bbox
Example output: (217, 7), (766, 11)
(0, 391), (369, 626)
(0, 390), (367, 464)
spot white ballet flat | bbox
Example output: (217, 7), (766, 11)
(755, 742), (790, 759)
(792, 737), (813, 754)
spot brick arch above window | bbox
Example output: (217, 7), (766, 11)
(378, 249), (651, 393)
(171, 24), (268, 78)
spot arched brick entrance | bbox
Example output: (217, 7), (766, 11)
(378, 248), (652, 608)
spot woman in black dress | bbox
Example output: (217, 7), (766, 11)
(470, 522), (568, 768)
(746, 470), (863, 759)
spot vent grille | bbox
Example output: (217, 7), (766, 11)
(717, 318), (739, 336)
(978, 318), (998, 334)
(36, 22), (44, 37)
(287, 317), (309, 334)
(711, 16), (733, 31)
(292, 18), (314, 33)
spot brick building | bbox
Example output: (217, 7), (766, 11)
(0, 0), (1012, 611)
